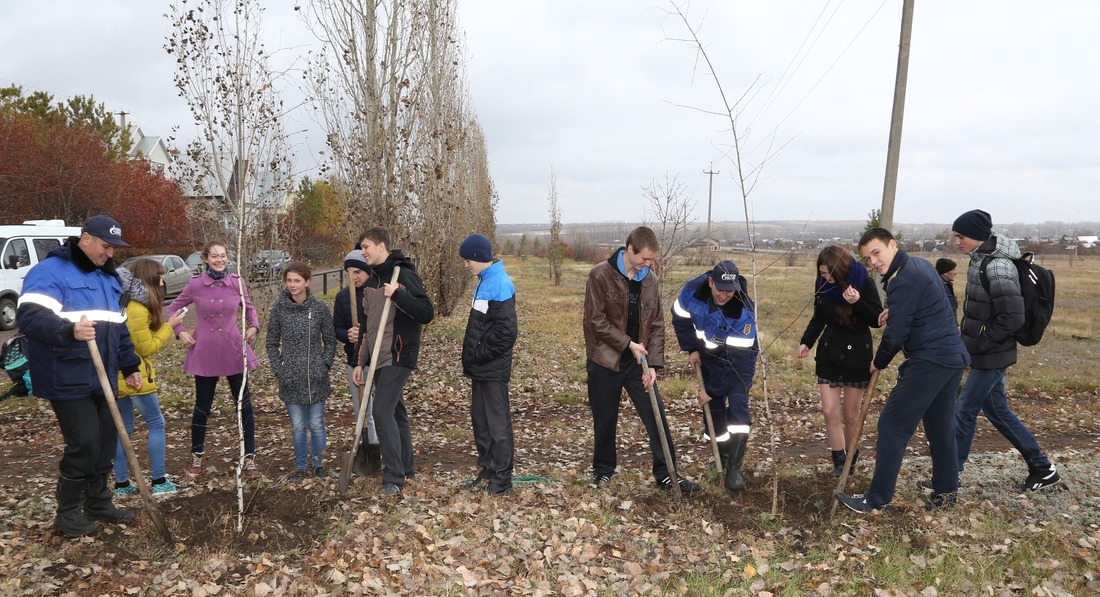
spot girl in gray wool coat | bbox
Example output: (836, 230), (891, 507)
(266, 262), (337, 482)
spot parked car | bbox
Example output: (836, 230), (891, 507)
(250, 250), (291, 279)
(0, 219), (82, 331)
(121, 254), (193, 300)
(185, 250), (238, 276)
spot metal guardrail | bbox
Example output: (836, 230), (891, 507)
(313, 267), (347, 295)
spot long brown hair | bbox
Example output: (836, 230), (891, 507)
(128, 258), (165, 330)
(816, 245), (857, 328)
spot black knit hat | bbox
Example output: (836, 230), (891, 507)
(952, 209), (993, 242)
(935, 257), (957, 275)
(459, 233), (493, 263)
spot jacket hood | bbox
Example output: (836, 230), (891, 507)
(116, 266), (152, 308)
(370, 249), (417, 279)
(974, 233), (1022, 261)
(606, 247), (650, 281)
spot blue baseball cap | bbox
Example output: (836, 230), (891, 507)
(82, 214), (131, 247)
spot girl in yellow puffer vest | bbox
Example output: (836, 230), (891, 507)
(113, 258), (189, 496)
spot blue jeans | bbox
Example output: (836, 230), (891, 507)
(286, 401), (327, 470)
(114, 392), (168, 482)
(955, 367), (1050, 471)
(865, 358), (963, 508)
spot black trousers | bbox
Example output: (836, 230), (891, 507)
(587, 358), (677, 482)
(51, 394), (116, 481)
(470, 379), (514, 488)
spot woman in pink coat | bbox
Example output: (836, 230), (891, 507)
(168, 241), (262, 478)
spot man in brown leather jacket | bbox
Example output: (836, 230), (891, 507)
(582, 226), (699, 493)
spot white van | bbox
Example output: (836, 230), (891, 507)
(0, 220), (82, 330)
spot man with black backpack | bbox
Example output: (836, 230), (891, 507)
(949, 209), (1060, 491)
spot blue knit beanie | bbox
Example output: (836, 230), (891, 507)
(459, 234), (493, 262)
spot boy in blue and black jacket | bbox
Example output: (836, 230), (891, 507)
(458, 234), (518, 495)
(672, 260), (759, 493)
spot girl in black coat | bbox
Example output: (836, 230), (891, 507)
(797, 246), (883, 476)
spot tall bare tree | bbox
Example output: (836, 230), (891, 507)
(640, 173), (701, 285)
(547, 169), (564, 285)
(303, 0), (496, 315)
(167, 0), (294, 531)
(668, 2), (787, 514)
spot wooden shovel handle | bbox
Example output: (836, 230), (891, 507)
(339, 266), (400, 492)
(83, 316), (173, 542)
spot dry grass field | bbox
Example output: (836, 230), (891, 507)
(1, 251), (1098, 595)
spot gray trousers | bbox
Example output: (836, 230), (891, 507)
(346, 365), (378, 444)
(373, 366), (414, 486)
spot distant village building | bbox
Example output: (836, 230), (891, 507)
(126, 126), (172, 174)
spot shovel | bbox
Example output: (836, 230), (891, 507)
(830, 369), (881, 518)
(83, 316), (173, 542)
(641, 356), (681, 501)
(693, 364), (724, 479)
(339, 266), (400, 492)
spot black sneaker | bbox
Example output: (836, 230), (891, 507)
(1017, 465), (1061, 491)
(313, 466), (326, 478)
(591, 473), (613, 488)
(657, 476), (701, 493)
(485, 483), (513, 496)
(835, 492), (874, 514)
(379, 482), (403, 496)
(916, 478), (963, 491)
(461, 476), (488, 490)
(289, 469), (308, 483)
(925, 492), (957, 510)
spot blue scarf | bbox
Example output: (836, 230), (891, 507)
(205, 265), (228, 281)
(816, 259), (868, 304)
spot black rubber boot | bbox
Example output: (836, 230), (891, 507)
(84, 474), (134, 523)
(827, 449), (847, 477)
(54, 476), (97, 538)
(723, 434), (749, 492)
(714, 439), (732, 484)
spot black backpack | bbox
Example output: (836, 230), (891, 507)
(979, 252), (1056, 346)
(1, 333), (31, 401)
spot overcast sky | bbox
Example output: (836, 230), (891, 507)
(2, 1), (1097, 226)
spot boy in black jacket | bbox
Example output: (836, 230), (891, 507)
(458, 234), (518, 495)
(333, 248), (381, 475)
(353, 228), (435, 496)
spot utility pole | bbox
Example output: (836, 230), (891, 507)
(879, 0), (914, 233)
(704, 163), (719, 241)
(116, 110), (129, 130)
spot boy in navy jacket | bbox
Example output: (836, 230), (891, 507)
(836, 228), (970, 514)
